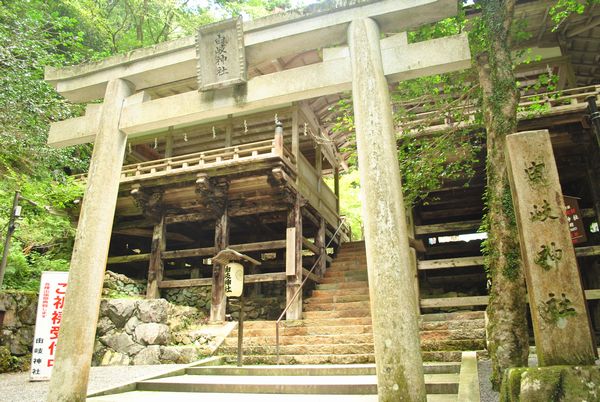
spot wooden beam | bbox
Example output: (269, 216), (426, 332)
(302, 237), (319, 255)
(415, 220), (481, 236)
(302, 267), (320, 283)
(112, 228), (194, 244)
(420, 289), (600, 308)
(159, 272), (286, 288)
(107, 240), (288, 264)
(575, 245), (600, 258)
(298, 101), (338, 169)
(418, 256), (484, 270)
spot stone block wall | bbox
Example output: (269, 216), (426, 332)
(163, 286), (285, 321)
(93, 298), (213, 366)
(0, 291), (37, 357)
(102, 270), (146, 298)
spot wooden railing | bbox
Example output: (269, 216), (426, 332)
(403, 84), (600, 135)
(120, 139), (279, 182)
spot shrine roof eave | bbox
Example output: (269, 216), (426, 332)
(44, 0), (457, 103)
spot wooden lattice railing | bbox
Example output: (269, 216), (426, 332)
(402, 84), (600, 135)
(119, 138), (295, 182)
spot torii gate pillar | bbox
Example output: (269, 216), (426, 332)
(349, 18), (426, 401)
(47, 79), (134, 402)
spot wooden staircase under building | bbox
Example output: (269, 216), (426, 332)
(218, 241), (486, 365)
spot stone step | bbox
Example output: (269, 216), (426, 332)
(228, 353), (376, 365)
(303, 300), (371, 312)
(224, 350), (462, 364)
(232, 324), (373, 337)
(321, 272), (368, 283)
(302, 308), (372, 319)
(324, 263), (368, 272)
(137, 373), (459, 395)
(311, 288), (370, 297)
(233, 326), (484, 342)
(185, 362), (460, 376)
(220, 343), (375, 356)
(305, 294), (371, 304)
(316, 281), (369, 290)
(88, 391), (458, 402)
(420, 318), (485, 331)
(323, 269), (368, 277)
(223, 333), (374, 347)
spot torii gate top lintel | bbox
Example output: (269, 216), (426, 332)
(45, 0), (459, 104)
(46, 0), (470, 149)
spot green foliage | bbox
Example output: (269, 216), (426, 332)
(0, 346), (30, 373)
(550, 0), (600, 30)
(326, 170), (362, 239)
(214, 0), (292, 18)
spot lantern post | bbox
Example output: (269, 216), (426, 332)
(213, 248), (261, 367)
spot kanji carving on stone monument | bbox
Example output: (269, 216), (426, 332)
(534, 242), (563, 271)
(530, 200), (558, 222)
(506, 129), (595, 366)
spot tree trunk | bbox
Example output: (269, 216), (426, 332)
(476, 0), (529, 390)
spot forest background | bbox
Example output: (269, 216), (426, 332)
(0, 0), (592, 292)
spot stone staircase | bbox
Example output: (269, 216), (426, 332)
(218, 241), (486, 365)
(87, 357), (479, 401)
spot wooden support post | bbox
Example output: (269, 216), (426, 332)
(210, 201), (229, 322)
(291, 105), (300, 162)
(225, 118), (233, 148)
(334, 167), (340, 214)
(47, 79), (134, 401)
(348, 18), (426, 401)
(146, 215), (166, 299)
(285, 196), (303, 320)
(315, 144), (323, 193)
(165, 127), (174, 158)
(316, 218), (327, 277)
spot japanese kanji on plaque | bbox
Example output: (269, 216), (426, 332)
(196, 17), (246, 91)
(30, 271), (69, 381)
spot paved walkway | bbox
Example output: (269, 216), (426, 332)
(0, 364), (186, 402)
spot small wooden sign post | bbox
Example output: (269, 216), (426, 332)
(213, 248), (260, 367)
(506, 129), (596, 366)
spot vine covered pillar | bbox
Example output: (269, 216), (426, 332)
(48, 78), (134, 401)
(348, 18), (426, 401)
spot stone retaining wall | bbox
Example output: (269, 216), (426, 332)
(93, 298), (213, 366)
(163, 286), (285, 321)
(103, 270), (146, 298)
(0, 291), (37, 357)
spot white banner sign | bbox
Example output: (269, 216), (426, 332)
(30, 271), (69, 381)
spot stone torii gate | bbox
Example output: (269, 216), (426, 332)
(44, 1), (470, 401)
